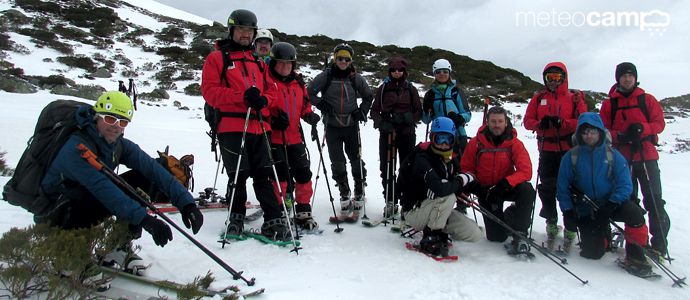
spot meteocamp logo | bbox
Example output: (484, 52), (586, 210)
(515, 9), (671, 36)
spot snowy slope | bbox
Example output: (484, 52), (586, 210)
(0, 91), (688, 299)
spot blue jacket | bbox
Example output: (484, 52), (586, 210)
(42, 106), (194, 225)
(556, 112), (632, 217)
(421, 79), (471, 137)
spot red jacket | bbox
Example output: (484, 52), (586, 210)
(461, 126), (532, 188)
(201, 40), (271, 134)
(524, 62), (587, 152)
(266, 72), (314, 145)
(600, 85), (664, 161)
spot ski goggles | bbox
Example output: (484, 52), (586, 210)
(544, 72), (564, 82)
(336, 56), (351, 63)
(433, 132), (455, 145)
(97, 113), (130, 128)
(434, 69), (450, 75)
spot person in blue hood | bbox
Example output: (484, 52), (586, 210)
(39, 91), (203, 272)
(556, 112), (651, 273)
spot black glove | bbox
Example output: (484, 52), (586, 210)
(302, 112), (321, 125)
(351, 108), (366, 122)
(626, 123), (643, 142)
(455, 173), (475, 188)
(403, 112), (415, 125)
(447, 111), (466, 126)
(379, 120), (394, 133)
(181, 203), (203, 234)
(539, 116), (552, 130)
(390, 113), (405, 125)
(491, 178), (512, 197)
(562, 209), (578, 232)
(141, 215), (173, 247)
(271, 110), (290, 131)
(617, 132), (631, 144)
(595, 201), (618, 225)
(315, 101), (333, 114)
(243, 87), (267, 110)
(550, 116), (562, 129)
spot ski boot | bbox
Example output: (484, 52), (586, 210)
(419, 228), (449, 257)
(261, 217), (292, 242)
(295, 203), (319, 230)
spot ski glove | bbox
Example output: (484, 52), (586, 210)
(181, 203), (204, 234)
(595, 201), (618, 226)
(379, 120), (394, 133)
(351, 108), (367, 122)
(302, 112), (321, 126)
(315, 101), (334, 114)
(455, 172), (475, 189)
(244, 87), (268, 110)
(539, 116), (552, 130)
(562, 210), (578, 232)
(491, 178), (512, 197)
(271, 110), (290, 131)
(448, 111), (466, 126)
(141, 215), (173, 247)
(626, 123), (644, 142)
(403, 112), (415, 125)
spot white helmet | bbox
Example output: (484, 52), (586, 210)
(255, 29), (273, 43)
(432, 59), (452, 73)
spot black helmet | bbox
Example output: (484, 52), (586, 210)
(270, 42), (297, 61)
(227, 9), (257, 31)
(333, 43), (354, 57)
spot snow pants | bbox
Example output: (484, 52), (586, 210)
(325, 124), (367, 192)
(219, 132), (282, 220)
(271, 142), (313, 205)
(630, 159), (670, 255)
(473, 182), (536, 242)
(576, 200), (648, 260)
(404, 194), (482, 242)
(537, 150), (566, 224)
(377, 129), (415, 203)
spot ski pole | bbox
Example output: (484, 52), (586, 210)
(309, 126), (326, 209)
(281, 130), (299, 241)
(458, 195), (589, 285)
(76, 144), (255, 286)
(221, 108), (252, 249)
(356, 123), (368, 220)
(636, 143), (672, 263)
(571, 185), (686, 287)
(257, 113), (302, 254)
(312, 124), (343, 233)
(383, 131), (393, 218)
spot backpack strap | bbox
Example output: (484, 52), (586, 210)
(570, 145), (613, 181)
(610, 93), (649, 124)
(474, 138), (512, 167)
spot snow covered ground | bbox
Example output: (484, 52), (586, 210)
(1, 90), (688, 299)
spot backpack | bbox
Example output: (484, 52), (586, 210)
(119, 146), (194, 203)
(2, 100), (93, 215)
(319, 67), (359, 97)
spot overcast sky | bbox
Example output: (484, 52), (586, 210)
(155, 0), (688, 99)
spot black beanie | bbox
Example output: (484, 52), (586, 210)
(615, 62), (637, 82)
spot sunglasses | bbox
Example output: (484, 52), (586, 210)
(544, 72), (563, 82)
(337, 56), (351, 63)
(434, 69), (450, 75)
(433, 132), (455, 145)
(98, 114), (129, 128)
(389, 68), (405, 73)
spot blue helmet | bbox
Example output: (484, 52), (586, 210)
(430, 117), (456, 135)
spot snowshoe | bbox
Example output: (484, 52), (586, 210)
(260, 217), (293, 242)
(617, 257), (661, 280)
(295, 204), (319, 231)
(99, 243), (150, 276)
(405, 242), (458, 262)
(505, 238), (535, 261)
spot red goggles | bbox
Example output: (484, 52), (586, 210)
(98, 114), (129, 128)
(544, 72), (564, 82)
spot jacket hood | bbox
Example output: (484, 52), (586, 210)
(388, 56), (408, 81)
(542, 61), (569, 95)
(575, 112), (609, 146)
(608, 83), (646, 99)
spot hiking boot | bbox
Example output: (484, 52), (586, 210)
(419, 229), (449, 257)
(561, 229), (577, 255)
(295, 204), (318, 230)
(225, 213), (245, 236)
(546, 223), (560, 240)
(352, 195), (365, 212)
(261, 217), (292, 242)
(99, 242), (148, 275)
(625, 243), (652, 273)
(337, 181), (351, 201)
(340, 198), (352, 215)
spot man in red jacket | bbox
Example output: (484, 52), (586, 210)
(462, 106), (536, 255)
(524, 62), (587, 248)
(599, 62), (669, 259)
(201, 9), (287, 241)
(265, 42), (321, 231)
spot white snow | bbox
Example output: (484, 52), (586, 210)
(0, 91), (688, 299)
(0, 0), (688, 298)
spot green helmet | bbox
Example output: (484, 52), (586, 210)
(93, 91), (134, 121)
